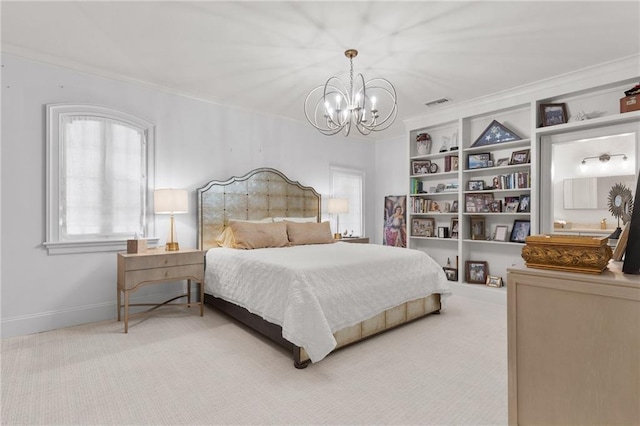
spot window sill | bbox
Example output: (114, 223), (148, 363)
(43, 238), (160, 255)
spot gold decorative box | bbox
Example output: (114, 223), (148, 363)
(126, 239), (147, 254)
(521, 234), (613, 274)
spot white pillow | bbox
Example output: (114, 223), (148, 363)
(229, 217), (273, 223)
(273, 216), (317, 223)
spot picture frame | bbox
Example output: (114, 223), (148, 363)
(443, 267), (458, 282)
(466, 260), (488, 284)
(450, 200), (459, 213)
(437, 226), (449, 238)
(450, 217), (459, 239)
(411, 217), (435, 237)
(540, 103), (568, 127)
(467, 180), (484, 191)
(444, 155), (458, 172)
(470, 216), (486, 240)
(494, 225), (509, 241)
(486, 275), (503, 288)
(429, 162), (439, 173)
(470, 120), (522, 147)
(451, 156), (460, 171)
(510, 219), (531, 243)
(517, 194), (531, 212)
(510, 149), (530, 165)
(467, 153), (491, 169)
(411, 160), (431, 175)
(505, 202), (519, 213)
(488, 200), (503, 213)
(496, 157), (510, 167)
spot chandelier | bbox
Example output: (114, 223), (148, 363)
(304, 49), (398, 136)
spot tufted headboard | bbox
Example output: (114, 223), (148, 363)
(197, 168), (321, 251)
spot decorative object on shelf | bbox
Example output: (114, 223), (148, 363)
(465, 193), (494, 213)
(539, 103), (568, 126)
(416, 133), (432, 155)
(608, 182), (634, 239)
(154, 188), (188, 251)
(521, 234), (612, 274)
(466, 260), (488, 284)
(470, 216), (486, 240)
(620, 95), (640, 113)
(485, 275), (503, 288)
(443, 267), (458, 281)
(437, 226), (449, 238)
(510, 149), (530, 165)
(411, 217), (435, 237)
(429, 163), (439, 173)
(411, 160), (431, 175)
(510, 219), (530, 243)
(467, 153), (491, 169)
(383, 195), (406, 247)
(450, 130), (459, 151)
(496, 157), (510, 167)
(580, 152), (628, 170)
(623, 173), (640, 274)
(488, 200), (503, 213)
(126, 237), (147, 254)
(612, 222), (630, 261)
(328, 197), (349, 239)
(450, 217), (459, 238)
(517, 194), (531, 213)
(439, 136), (450, 153)
(493, 225), (509, 242)
(467, 180), (484, 191)
(570, 110), (588, 121)
(304, 49), (397, 136)
(444, 155), (458, 172)
(451, 201), (459, 213)
(470, 120), (522, 147)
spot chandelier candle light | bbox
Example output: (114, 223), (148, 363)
(154, 188), (188, 251)
(304, 49), (397, 136)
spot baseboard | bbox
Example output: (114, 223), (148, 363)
(449, 282), (507, 305)
(1, 290), (186, 339)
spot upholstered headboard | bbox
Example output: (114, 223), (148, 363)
(197, 168), (321, 251)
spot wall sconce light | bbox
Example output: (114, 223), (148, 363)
(580, 153), (627, 170)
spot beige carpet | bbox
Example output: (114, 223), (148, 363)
(1, 295), (507, 425)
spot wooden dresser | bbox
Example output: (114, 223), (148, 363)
(507, 263), (640, 425)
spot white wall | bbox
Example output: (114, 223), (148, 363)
(0, 54), (379, 337)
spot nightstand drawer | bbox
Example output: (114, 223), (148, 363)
(122, 264), (204, 290)
(122, 251), (203, 271)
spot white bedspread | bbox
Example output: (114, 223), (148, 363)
(204, 242), (451, 362)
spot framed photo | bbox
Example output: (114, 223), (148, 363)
(510, 219), (531, 243)
(488, 200), (503, 213)
(486, 275), (503, 288)
(451, 156), (460, 171)
(467, 180), (484, 191)
(450, 200), (459, 213)
(444, 155), (458, 172)
(470, 120), (522, 147)
(470, 216), (486, 240)
(517, 194), (531, 212)
(505, 202), (519, 213)
(450, 217), (459, 239)
(466, 260), (488, 284)
(467, 153), (491, 169)
(429, 162), (439, 173)
(437, 226), (449, 238)
(540, 103), (568, 127)
(494, 225), (509, 241)
(411, 217), (435, 237)
(411, 160), (431, 175)
(496, 157), (510, 167)
(510, 149), (530, 165)
(443, 267), (458, 282)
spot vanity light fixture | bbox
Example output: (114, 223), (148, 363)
(580, 153), (627, 169)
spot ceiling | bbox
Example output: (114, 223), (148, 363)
(2, 1), (639, 139)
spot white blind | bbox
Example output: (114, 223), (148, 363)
(331, 167), (364, 236)
(60, 115), (147, 240)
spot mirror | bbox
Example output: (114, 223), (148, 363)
(564, 175), (636, 209)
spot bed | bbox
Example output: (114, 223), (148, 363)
(197, 168), (451, 368)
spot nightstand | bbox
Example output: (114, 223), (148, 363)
(117, 248), (204, 333)
(339, 237), (370, 244)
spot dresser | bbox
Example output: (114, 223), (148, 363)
(507, 263), (640, 425)
(117, 248), (205, 333)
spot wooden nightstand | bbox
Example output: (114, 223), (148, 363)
(117, 248), (204, 333)
(339, 237), (370, 244)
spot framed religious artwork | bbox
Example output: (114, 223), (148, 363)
(540, 103), (568, 127)
(470, 120), (522, 147)
(466, 260), (488, 284)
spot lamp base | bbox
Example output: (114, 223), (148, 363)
(334, 233), (342, 240)
(165, 242), (180, 251)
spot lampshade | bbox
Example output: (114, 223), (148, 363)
(154, 189), (188, 214)
(328, 197), (349, 214)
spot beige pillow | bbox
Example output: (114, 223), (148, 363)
(215, 227), (236, 248)
(273, 216), (317, 223)
(229, 221), (289, 249)
(286, 221), (334, 245)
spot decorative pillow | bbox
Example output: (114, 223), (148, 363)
(286, 221), (334, 245)
(229, 221), (289, 249)
(230, 217), (273, 223)
(273, 216), (317, 223)
(215, 227), (236, 248)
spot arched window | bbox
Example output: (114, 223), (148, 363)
(45, 104), (156, 254)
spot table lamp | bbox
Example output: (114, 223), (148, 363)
(328, 197), (349, 239)
(154, 188), (188, 251)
